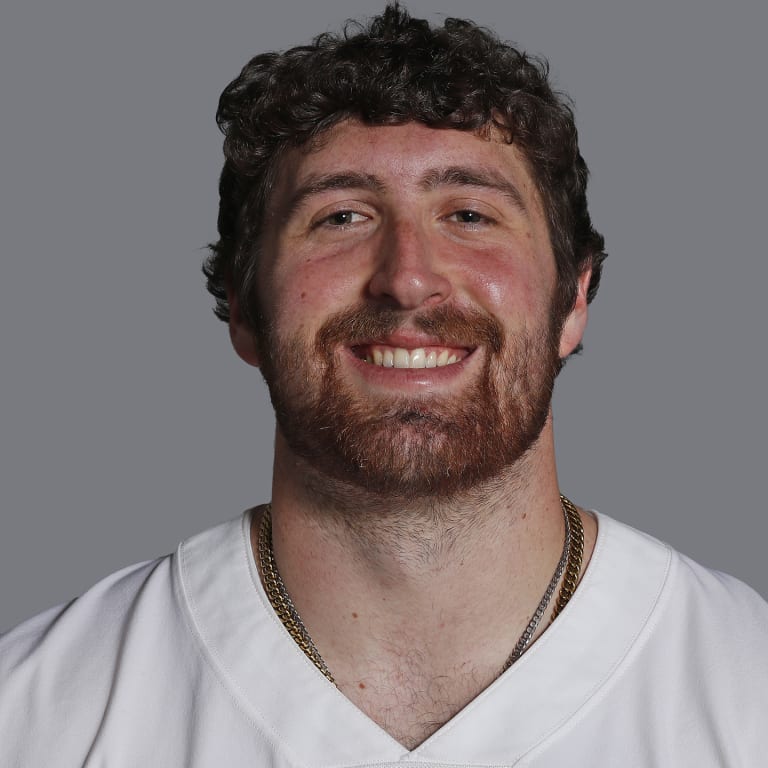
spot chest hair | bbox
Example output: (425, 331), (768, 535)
(337, 654), (499, 750)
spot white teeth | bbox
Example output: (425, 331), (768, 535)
(365, 347), (463, 368)
(393, 348), (410, 368)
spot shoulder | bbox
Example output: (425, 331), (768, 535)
(594, 511), (768, 637)
(667, 548), (768, 668)
(594, 512), (768, 711)
(0, 556), (176, 758)
(599, 511), (767, 620)
(555, 512), (768, 761)
(0, 514), (251, 765)
(0, 555), (174, 669)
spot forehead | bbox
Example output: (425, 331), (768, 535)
(269, 120), (541, 209)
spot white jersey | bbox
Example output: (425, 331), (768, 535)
(1, 511), (766, 767)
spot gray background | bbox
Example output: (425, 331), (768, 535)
(1, 0), (765, 633)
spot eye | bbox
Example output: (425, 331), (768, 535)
(455, 210), (484, 223)
(446, 209), (494, 229)
(321, 210), (369, 227)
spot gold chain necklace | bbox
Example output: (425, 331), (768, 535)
(257, 495), (584, 685)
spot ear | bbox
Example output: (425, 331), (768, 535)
(228, 291), (261, 368)
(558, 266), (592, 359)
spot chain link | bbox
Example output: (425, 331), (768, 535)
(257, 494), (584, 685)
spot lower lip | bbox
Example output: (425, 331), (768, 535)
(342, 347), (478, 390)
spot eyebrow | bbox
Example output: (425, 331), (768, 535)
(419, 166), (528, 214)
(282, 172), (385, 219)
(281, 165), (528, 219)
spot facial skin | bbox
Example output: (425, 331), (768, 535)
(230, 121), (589, 498)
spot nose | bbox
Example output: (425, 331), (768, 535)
(366, 219), (452, 309)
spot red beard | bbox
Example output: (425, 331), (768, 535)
(257, 303), (561, 499)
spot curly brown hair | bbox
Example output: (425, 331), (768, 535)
(204, 3), (606, 337)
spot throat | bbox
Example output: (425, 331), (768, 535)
(258, 468), (594, 749)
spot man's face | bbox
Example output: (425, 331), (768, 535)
(233, 121), (587, 497)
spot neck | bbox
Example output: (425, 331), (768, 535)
(261, 421), (580, 659)
(256, 419), (595, 748)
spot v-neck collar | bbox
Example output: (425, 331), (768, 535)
(177, 510), (672, 766)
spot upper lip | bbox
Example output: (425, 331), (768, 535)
(348, 332), (473, 349)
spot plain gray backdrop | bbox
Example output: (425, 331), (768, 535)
(1, 0), (766, 632)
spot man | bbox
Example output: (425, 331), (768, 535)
(1, 4), (766, 765)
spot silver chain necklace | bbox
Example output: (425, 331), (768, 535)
(503, 497), (572, 668)
(257, 496), (582, 684)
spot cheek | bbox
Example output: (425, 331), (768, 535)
(457, 248), (555, 323)
(268, 256), (364, 334)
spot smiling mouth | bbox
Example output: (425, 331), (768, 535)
(352, 345), (472, 369)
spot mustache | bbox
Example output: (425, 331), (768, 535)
(315, 303), (504, 354)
